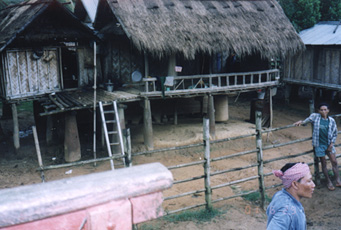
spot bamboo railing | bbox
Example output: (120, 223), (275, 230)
(141, 69), (280, 97)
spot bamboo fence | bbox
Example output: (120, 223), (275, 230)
(34, 112), (341, 215)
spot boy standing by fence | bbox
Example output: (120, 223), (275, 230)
(294, 102), (341, 191)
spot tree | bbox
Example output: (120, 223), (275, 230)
(279, 0), (321, 32)
(320, 0), (341, 21)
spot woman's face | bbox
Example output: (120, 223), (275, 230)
(318, 105), (329, 118)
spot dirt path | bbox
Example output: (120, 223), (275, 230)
(1, 95), (341, 229)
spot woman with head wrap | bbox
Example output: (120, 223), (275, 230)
(267, 162), (315, 230)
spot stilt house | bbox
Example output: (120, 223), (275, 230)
(283, 21), (341, 103)
(0, 0), (99, 156)
(93, 0), (305, 150)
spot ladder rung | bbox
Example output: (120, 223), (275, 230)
(104, 110), (115, 114)
(106, 120), (117, 124)
(110, 142), (120, 146)
(108, 131), (118, 135)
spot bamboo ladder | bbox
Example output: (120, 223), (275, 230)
(99, 101), (125, 170)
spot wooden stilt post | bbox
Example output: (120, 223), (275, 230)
(46, 116), (53, 146)
(11, 103), (20, 151)
(267, 88), (273, 142)
(124, 128), (132, 167)
(203, 117), (212, 210)
(256, 110), (266, 210)
(208, 94), (215, 138)
(64, 112), (81, 162)
(168, 54), (177, 77)
(143, 98), (153, 150)
(174, 99), (178, 125)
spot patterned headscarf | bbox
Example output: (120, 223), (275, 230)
(273, 163), (310, 188)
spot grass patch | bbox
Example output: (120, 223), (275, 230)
(242, 191), (272, 204)
(164, 208), (224, 223)
(139, 207), (226, 229)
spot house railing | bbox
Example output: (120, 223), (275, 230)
(141, 69), (280, 96)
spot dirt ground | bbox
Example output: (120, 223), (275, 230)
(1, 92), (341, 230)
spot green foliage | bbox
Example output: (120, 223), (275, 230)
(279, 0), (341, 32)
(320, 0), (341, 21)
(279, 0), (321, 32)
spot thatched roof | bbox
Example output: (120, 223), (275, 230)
(0, 0), (96, 52)
(95, 0), (304, 60)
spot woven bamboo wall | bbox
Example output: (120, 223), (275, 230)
(3, 49), (60, 99)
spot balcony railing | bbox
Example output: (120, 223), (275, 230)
(141, 69), (280, 97)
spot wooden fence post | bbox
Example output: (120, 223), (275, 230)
(203, 117), (212, 210)
(255, 111), (266, 210)
(309, 99), (320, 185)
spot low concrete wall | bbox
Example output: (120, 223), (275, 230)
(0, 163), (173, 230)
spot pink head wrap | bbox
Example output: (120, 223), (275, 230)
(273, 163), (310, 188)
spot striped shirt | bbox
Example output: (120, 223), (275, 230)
(303, 113), (338, 153)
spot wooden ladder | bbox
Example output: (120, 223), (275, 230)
(99, 101), (125, 170)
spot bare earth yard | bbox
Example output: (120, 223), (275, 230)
(0, 93), (341, 230)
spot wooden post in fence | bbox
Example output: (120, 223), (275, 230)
(309, 99), (320, 185)
(255, 111), (266, 210)
(203, 117), (212, 210)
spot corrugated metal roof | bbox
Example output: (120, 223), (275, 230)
(299, 21), (341, 45)
(81, 0), (98, 22)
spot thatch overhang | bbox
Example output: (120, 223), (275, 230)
(0, 0), (98, 53)
(94, 0), (304, 60)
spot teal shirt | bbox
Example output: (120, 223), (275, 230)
(319, 118), (329, 146)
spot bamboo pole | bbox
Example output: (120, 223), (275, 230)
(37, 154), (124, 171)
(210, 163), (258, 177)
(167, 160), (205, 170)
(32, 126), (45, 182)
(256, 110), (266, 210)
(93, 41), (97, 167)
(165, 188), (205, 200)
(173, 175), (205, 184)
(211, 175), (259, 190)
(211, 148), (258, 162)
(211, 189), (259, 204)
(203, 117), (212, 210)
(264, 150), (313, 164)
(166, 202), (206, 215)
